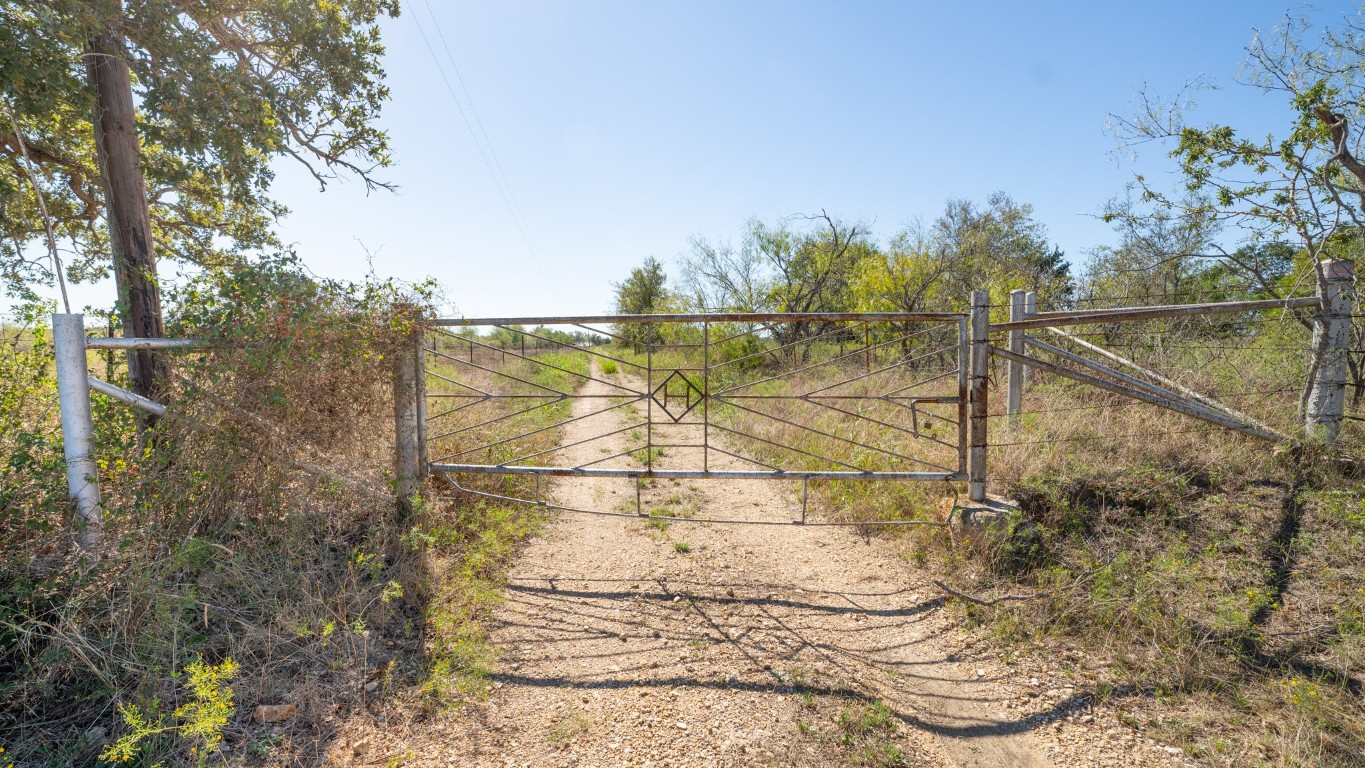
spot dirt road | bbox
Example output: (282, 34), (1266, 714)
(364, 365), (1197, 767)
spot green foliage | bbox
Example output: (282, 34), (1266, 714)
(415, 500), (546, 707)
(683, 214), (873, 324)
(1, 0), (400, 300)
(483, 325), (604, 351)
(100, 657), (237, 765)
(0, 307), (66, 535)
(927, 193), (1073, 308)
(612, 257), (672, 347)
(838, 701), (897, 735)
(0, 258), (434, 764)
(1107, 9), (1365, 377)
(679, 197), (1071, 330)
(835, 701), (907, 767)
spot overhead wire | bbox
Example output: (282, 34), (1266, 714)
(405, 1), (551, 287)
(419, 0), (547, 266)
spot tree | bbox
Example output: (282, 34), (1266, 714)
(612, 257), (671, 347)
(931, 193), (1073, 310)
(848, 223), (953, 358)
(1081, 201), (1218, 307)
(682, 212), (873, 357)
(1109, 8), (1365, 408)
(2, 0), (400, 401)
(850, 223), (949, 315)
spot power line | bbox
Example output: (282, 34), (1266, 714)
(419, 0), (546, 265)
(405, 2), (550, 286)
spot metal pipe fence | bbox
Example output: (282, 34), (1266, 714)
(48, 268), (1356, 546)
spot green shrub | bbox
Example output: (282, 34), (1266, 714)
(0, 255), (445, 765)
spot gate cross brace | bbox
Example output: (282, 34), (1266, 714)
(990, 346), (1285, 442)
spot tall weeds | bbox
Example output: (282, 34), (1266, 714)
(0, 256), (445, 765)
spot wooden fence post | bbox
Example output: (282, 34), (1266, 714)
(415, 326), (429, 475)
(1306, 259), (1355, 444)
(1006, 289), (1026, 426)
(969, 290), (990, 502)
(394, 324), (422, 513)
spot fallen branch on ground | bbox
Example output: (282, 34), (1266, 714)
(932, 580), (1045, 606)
(932, 559), (1114, 607)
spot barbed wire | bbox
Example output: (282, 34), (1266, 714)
(980, 290), (1284, 309)
(990, 426), (1216, 448)
(1033, 341), (1309, 352)
(1041, 292), (1305, 310)
(983, 386), (1300, 420)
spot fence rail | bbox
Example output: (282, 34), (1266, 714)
(419, 314), (968, 491)
(47, 260), (1357, 547)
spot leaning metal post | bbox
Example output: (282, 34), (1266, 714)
(393, 322), (422, 513)
(1306, 259), (1356, 443)
(53, 313), (102, 551)
(1006, 289), (1026, 426)
(968, 290), (990, 502)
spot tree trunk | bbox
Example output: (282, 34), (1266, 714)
(87, 2), (169, 409)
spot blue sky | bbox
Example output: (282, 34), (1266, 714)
(35, 1), (1341, 319)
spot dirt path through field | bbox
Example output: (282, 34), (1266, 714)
(340, 362), (1207, 768)
(403, 362), (1062, 767)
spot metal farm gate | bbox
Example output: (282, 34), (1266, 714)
(46, 261), (1354, 549)
(418, 313), (968, 525)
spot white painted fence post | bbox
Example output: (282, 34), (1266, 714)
(1006, 289), (1026, 426)
(53, 313), (102, 551)
(1306, 259), (1355, 443)
(968, 290), (990, 502)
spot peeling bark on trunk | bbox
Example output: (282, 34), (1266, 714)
(86, 2), (169, 411)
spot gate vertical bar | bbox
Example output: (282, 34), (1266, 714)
(864, 325), (871, 372)
(646, 343), (653, 471)
(1023, 291), (1037, 410)
(1006, 289), (1026, 426)
(1306, 259), (1355, 443)
(968, 291), (990, 502)
(702, 321), (709, 473)
(53, 313), (102, 551)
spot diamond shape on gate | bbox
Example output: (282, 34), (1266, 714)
(651, 370), (705, 422)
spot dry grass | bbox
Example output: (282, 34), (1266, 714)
(923, 363), (1362, 767)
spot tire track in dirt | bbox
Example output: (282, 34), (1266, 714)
(422, 362), (1055, 767)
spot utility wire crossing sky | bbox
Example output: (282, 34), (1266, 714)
(24, 1), (1337, 320)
